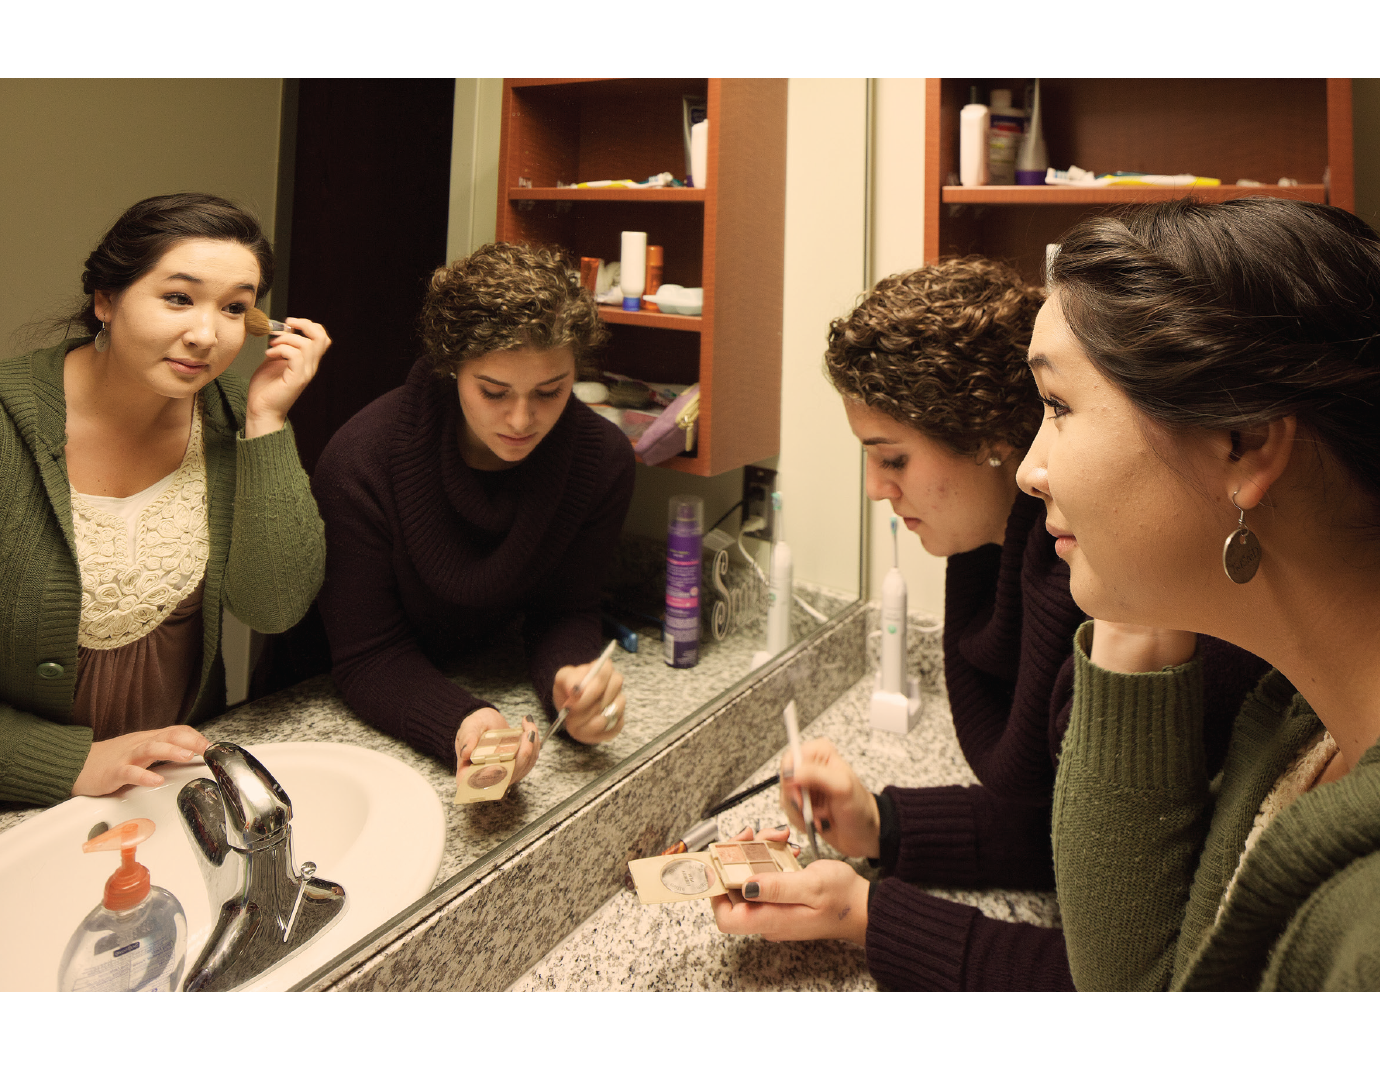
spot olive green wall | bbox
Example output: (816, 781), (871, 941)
(0, 79), (284, 382)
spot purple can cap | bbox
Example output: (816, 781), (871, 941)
(623, 296), (642, 311)
(1016, 170), (1047, 186)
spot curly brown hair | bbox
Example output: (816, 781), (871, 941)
(824, 256), (1044, 457)
(419, 241), (607, 377)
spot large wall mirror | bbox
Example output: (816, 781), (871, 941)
(0, 78), (873, 984)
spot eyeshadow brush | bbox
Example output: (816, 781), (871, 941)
(783, 700), (821, 859)
(542, 639), (619, 744)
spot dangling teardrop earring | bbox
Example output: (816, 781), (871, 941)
(93, 321), (110, 353)
(1222, 489), (1262, 584)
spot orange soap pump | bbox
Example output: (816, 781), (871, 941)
(57, 818), (187, 992)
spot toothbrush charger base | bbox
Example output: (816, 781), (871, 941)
(870, 674), (922, 734)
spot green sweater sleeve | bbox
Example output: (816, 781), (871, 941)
(0, 705), (93, 806)
(1052, 621), (1213, 991)
(222, 423), (325, 634)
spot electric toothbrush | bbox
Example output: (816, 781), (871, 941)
(870, 514), (922, 733)
(765, 491), (793, 656)
(880, 516), (906, 694)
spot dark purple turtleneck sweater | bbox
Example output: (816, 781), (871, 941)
(864, 491), (1268, 991)
(312, 358), (635, 766)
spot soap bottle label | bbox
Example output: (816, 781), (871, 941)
(66, 932), (179, 992)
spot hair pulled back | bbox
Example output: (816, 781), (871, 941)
(1049, 197), (1380, 510)
(824, 256), (1045, 457)
(419, 242), (606, 377)
(76, 193), (273, 334)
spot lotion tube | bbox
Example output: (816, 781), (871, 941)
(879, 516), (906, 694)
(620, 231), (647, 311)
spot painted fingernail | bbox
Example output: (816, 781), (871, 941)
(820, 818), (831, 832)
(523, 715), (534, 725)
(775, 824), (789, 831)
(528, 731), (536, 744)
(743, 882), (760, 899)
(782, 760), (794, 778)
(737, 825), (752, 837)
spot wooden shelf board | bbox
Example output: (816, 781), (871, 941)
(509, 187), (706, 203)
(597, 307), (703, 332)
(941, 184), (1328, 205)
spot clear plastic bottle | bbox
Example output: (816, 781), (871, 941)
(57, 818), (187, 992)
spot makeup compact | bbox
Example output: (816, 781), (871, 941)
(627, 839), (801, 904)
(452, 727), (524, 804)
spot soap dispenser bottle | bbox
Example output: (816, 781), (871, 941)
(57, 818), (187, 992)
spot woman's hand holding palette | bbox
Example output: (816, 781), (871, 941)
(627, 839), (802, 904)
(453, 727), (524, 804)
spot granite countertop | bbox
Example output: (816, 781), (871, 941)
(0, 590), (847, 897)
(512, 672), (1062, 991)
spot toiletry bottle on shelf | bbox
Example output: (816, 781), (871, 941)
(665, 495), (703, 668)
(764, 491), (793, 656)
(620, 231), (647, 312)
(959, 87), (990, 187)
(57, 818), (187, 992)
(641, 245), (663, 310)
(986, 88), (1026, 186)
(1015, 79), (1048, 185)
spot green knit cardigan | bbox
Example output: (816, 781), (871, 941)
(0, 340), (325, 805)
(1053, 621), (1380, 990)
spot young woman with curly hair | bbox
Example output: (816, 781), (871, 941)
(710, 256), (1266, 990)
(312, 243), (635, 798)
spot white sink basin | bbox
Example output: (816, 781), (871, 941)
(0, 741), (445, 992)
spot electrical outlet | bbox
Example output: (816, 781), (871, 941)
(741, 465), (777, 541)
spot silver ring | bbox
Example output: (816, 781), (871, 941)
(601, 702), (621, 732)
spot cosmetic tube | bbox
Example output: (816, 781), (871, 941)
(665, 495), (702, 668)
(621, 231), (647, 311)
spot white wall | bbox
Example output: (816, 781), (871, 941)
(447, 79), (504, 263)
(866, 78), (948, 617)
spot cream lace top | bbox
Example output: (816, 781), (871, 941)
(71, 400), (210, 650)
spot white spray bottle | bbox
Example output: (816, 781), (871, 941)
(870, 515), (922, 733)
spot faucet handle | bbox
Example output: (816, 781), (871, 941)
(204, 742), (293, 850)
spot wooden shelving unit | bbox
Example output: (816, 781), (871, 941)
(925, 78), (1354, 280)
(496, 78), (788, 476)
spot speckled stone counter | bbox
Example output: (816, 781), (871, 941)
(0, 586), (846, 878)
(510, 629), (1061, 992)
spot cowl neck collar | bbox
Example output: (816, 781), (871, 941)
(388, 357), (599, 606)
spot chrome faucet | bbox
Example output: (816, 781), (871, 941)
(176, 742), (346, 992)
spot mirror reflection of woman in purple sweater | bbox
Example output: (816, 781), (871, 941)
(710, 258), (1266, 990)
(312, 243), (635, 799)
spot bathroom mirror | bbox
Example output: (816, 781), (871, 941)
(0, 77), (870, 989)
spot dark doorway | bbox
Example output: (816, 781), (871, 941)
(276, 78), (455, 476)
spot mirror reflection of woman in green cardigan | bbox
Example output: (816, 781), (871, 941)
(0, 193), (330, 805)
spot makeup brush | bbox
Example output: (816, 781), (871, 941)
(783, 700), (820, 859)
(542, 639), (619, 744)
(244, 308), (288, 337)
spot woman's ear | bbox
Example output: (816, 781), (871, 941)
(92, 290), (115, 323)
(1226, 415), (1296, 510)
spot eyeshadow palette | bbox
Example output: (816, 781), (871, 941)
(626, 839), (802, 904)
(453, 727), (525, 804)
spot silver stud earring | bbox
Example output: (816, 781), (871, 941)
(988, 456), (1002, 468)
(93, 322), (110, 353)
(1223, 489), (1262, 584)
